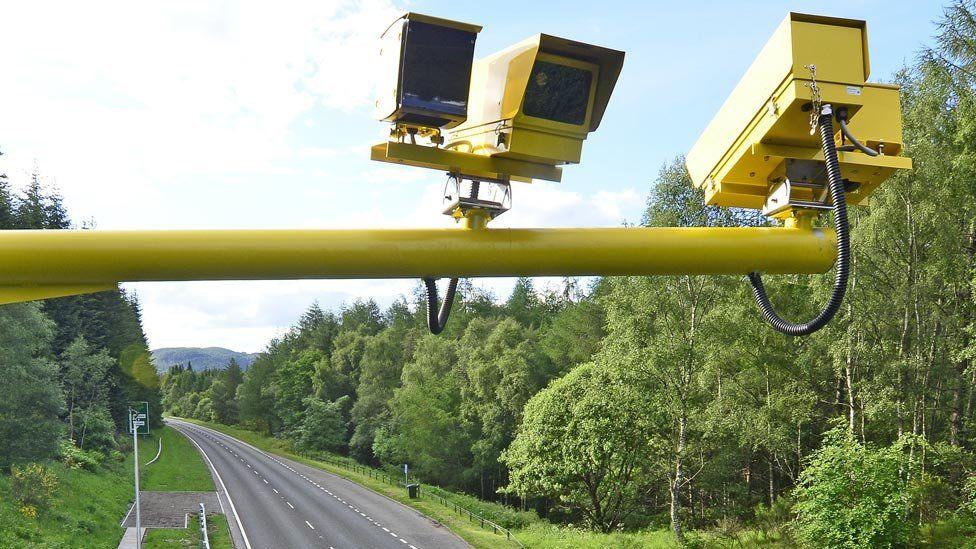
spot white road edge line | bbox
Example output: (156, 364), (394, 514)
(171, 421), (253, 549)
(180, 421), (430, 547)
(119, 499), (134, 527)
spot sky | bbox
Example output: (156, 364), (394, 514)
(0, 0), (947, 352)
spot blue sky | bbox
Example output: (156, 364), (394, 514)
(0, 1), (946, 351)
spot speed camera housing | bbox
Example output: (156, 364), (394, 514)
(375, 13), (482, 130)
(371, 23), (624, 183)
(685, 12), (911, 212)
(446, 34), (624, 172)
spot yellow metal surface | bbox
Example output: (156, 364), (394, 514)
(0, 226), (835, 304)
(686, 12), (910, 210)
(371, 33), (624, 182)
(370, 142), (562, 182)
(0, 283), (117, 305)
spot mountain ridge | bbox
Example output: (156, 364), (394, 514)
(151, 346), (259, 373)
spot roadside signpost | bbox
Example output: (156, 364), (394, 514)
(128, 402), (149, 549)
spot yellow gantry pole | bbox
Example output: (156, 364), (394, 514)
(0, 226), (835, 304)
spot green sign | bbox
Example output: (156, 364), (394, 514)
(128, 402), (149, 435)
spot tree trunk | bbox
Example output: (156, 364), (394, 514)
(845, 360), (856, 435)
(951, 371), (962, 446)
(670, 414), (686, 543)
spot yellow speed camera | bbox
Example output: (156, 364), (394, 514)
(372, 16), (624, 184)
(375, 13), (482, 131)
(447, 34), (623, 172)
(686, 13), (911, 214)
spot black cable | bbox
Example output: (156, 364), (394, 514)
(836, 108), (879, 156)
(423, 277), (458, 334)
(747, 107), (850, 336)
(421, 180), (483, 335)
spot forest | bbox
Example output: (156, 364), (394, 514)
(0, 165), (161, 474)
(159, 3), (976, 546)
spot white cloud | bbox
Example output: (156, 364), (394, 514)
(1, 1), (646, 352)
(0, 0), (402, 224)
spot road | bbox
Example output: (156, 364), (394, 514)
(167, 419), (467, 549)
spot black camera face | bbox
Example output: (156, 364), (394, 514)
(398, 20), (477, 126)
(522, 60), (593, 126)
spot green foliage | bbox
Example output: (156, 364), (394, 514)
(10, 463), (59, 515)
(0, 303), (64, 469)
(389, 335), (469, 486)
(962, 474), (976, 517)
(77, 408), (117, 454)
(350, 329), (407, 462)
(0, 455), (135, 547)
(792, 426), (917, 548)
(298, 396), (348, 453)
(58, 440), (105, 472)
(752, 498), (793, 542)
(503, 362), (658, 532)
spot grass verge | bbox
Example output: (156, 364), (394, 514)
(514, 524), (678, 548)
(144, 513), (233, 549)
(0, 455), (134, 548)
(142, 425), (214, 491)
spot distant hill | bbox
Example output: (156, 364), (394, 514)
(151, 347), (259, 373)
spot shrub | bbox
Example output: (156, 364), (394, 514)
(753, 497), (793, 540)
(11, 463), (59, 516)
(297, 396), (348, 453)
(962, 474), (976, 517)
(58, 440), (104, 471)
(793, 426), (917, 548)
(76, 408), (118, 454)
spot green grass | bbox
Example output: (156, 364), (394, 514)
(0, 426), (224, 548)
(142, 425), (214, 492)
(144, 513), (233, 549)
(0, 455), (134, 548)
(514, 523), (679, 548)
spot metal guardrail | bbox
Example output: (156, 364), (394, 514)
(418, 485), (525, 548)
(297, 450), (524, 548)
(199, 502), (210, 549)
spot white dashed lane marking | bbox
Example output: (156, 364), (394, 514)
(187, 424), (425, 549)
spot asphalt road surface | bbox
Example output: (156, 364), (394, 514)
(167, 419), (467, 549)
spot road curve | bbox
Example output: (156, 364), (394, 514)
(167, 419), (467, 549)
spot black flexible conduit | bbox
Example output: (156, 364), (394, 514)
(747, 107), (850, 336)
(422, 179), (478, 334)
(423, 277), (458, 334)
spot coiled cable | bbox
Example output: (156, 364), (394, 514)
(423, 277), (458, 334)
(747, 106), (850, 336)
